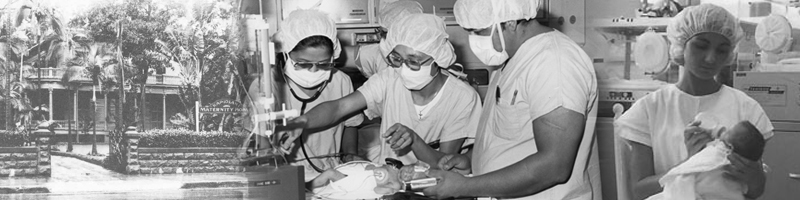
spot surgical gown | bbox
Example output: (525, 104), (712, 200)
(471, 30), (599, 200)
(357, 69), (481, 165)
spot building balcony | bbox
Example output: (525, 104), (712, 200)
(48, 120), (174, 132)
(25, 68), (183, 87)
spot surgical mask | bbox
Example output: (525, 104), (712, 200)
(284, 58), (331, 88)
(468, 23), (509, 66)
(399, 63), (436, 90)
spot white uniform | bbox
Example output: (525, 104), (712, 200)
(616, 84), (774, 174)
(471, 30), (599, 200)
(354, 42), (391, 160)
(358, 69), (482, 164)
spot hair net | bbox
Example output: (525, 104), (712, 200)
(379, 1), (424, 29)
(454, 0), (541, 29)
(274, 9), (341, 59)
(667, 4), (743, 64)
(378, 40), (393, 59)
(385, 14), (456, 67)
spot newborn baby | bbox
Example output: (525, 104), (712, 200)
(647, 120), (766, 200)
(309, 160), (432, 199)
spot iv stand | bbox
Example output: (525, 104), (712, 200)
(244, 28), (299, 166)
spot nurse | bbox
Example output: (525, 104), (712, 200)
(615, 4), (773, 199)
(244, 9), (363, 174)
(279, 13), (482, 166)
(423, 0), (599, 199)
(346, 1), (424, 163)
(354, 0), (423, 78)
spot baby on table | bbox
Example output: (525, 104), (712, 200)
(647, 120), (766, 200)
(307, 159), (434, 199)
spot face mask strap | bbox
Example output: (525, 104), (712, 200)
(496, 23), (507, 54)
(483, 23), (506, 54)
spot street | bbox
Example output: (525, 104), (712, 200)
(2, 154), (254, 199)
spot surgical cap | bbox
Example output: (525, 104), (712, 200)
(385, 14), (456, 67)
(667, 4), (743, 64)
(379, 0), (424, 29)
(275, 9), (341, 59)
(454, 0), (541, 29)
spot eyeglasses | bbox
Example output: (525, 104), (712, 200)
(385, 52), (434, 68)
(287, 55), (335, 70)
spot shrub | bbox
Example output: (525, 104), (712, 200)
(139, 129), (245, 148)
(0, 131), (29, 147)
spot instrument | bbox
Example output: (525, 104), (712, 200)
(733, 71), (800, 199)
(241, 20), (304, 200)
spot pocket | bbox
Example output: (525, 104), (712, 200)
(491, 101), (531, 140)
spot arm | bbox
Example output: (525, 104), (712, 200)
(409, 137), (466, 166)
(628, 140), (665, 200)
(340, 126), (363, 162)
(438, 148), (473, 174)
(300, 91), (368, 130)
(455, 107), (585, 198)
(278, 91), (368, 148)
(725, 153), (766, 199)
(383, 123), (461, 165)
(744, 136), (770, 199)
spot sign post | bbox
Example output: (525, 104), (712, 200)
(195, 101), (200, 131)
(199, 99), (248, 114)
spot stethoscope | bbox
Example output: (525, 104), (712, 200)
(281, 63), (333, 173)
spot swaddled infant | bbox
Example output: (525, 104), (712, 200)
(647, 120), (766, 200)
(308, 160), (432, 199)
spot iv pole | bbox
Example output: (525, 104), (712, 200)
(244, 24), (299, 165)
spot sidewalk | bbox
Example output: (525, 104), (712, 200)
(0, 155), (247, 194)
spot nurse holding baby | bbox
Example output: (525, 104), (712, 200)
(615, 4), (774, 200)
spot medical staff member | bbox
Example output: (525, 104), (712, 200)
(345, 1), (425, 163)
(354, 0), (423, 78)
(615, 4), (772, 199)
(244, 9), (363, 174)
(280, 13), (482, 166)
(423, 0), (599, 199)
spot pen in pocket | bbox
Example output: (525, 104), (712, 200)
(511, 90), (518, 105)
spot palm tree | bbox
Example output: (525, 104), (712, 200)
(1, 77), (35, 132)
(60, 64), (83, 152)
(84, 45), (106, 155)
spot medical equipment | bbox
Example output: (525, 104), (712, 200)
(637, 0), (684, 17)
(733, 71), (800, 199)
(633, 29), (671, 75)
(755, 14), (793, 64)
(238, 12), (304, 199)
(694, 112), (726, 138)
(404, 177), (438, 191)
(592, 17), (678, 81)
(595, 79), (667, 200)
